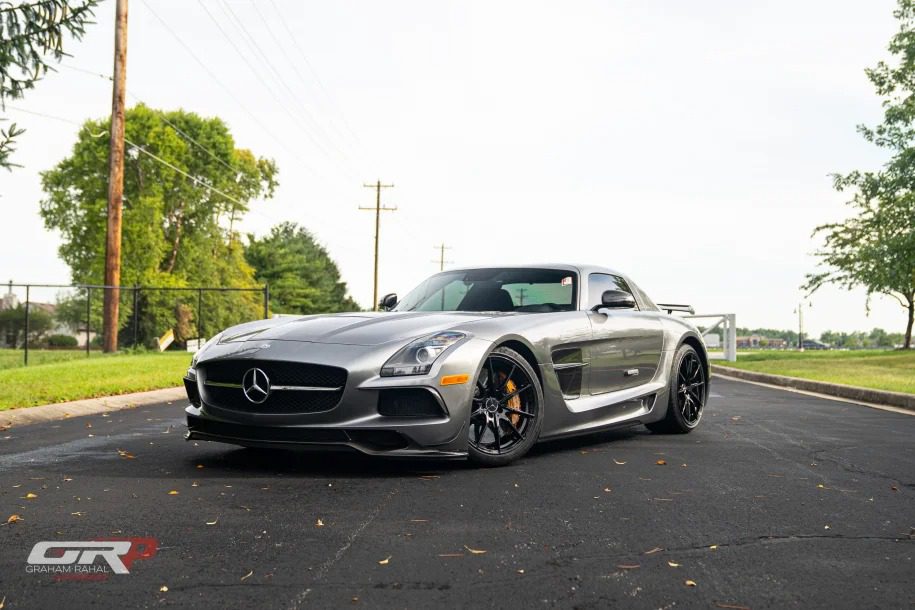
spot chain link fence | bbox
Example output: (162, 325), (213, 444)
(0, 282), (269, 368)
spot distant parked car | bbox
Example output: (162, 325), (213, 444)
(801, 339), (830, 350)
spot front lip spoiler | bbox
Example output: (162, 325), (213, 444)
(185, 420), (467, 460)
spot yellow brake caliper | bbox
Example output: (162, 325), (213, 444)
(503, 377), (521, 426)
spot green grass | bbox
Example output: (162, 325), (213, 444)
(714, 349), (915, 394)
(0, 351), (191, 410)
(0, 348), (105, 370)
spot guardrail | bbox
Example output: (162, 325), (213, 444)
(685, 313), (736, 362)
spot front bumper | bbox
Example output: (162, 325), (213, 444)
(184, 337), (492, 458)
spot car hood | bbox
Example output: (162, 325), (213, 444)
(220, 311), (503, 347)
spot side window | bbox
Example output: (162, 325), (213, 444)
(588, 273), (637, 310)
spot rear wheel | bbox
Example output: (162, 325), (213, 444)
(467, 347), (543, 467)
(647, 344), (706, 434)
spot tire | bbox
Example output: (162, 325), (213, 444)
(646, 343), (707, 434)
(467, 346), (544, 467)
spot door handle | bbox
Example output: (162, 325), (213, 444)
(624, 369), (639, 377)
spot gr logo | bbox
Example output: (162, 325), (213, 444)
(26, 538), (157, 576)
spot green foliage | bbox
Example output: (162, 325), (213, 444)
(47, 333), (77, 347)
(39, 104), (277, 345)
(0, 303), (52, 345)
(245, 222), (360, 314)
(0, 0), (100, 169)
(806, 0), (915, 348)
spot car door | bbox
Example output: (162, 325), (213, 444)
(586, 273), (664, 395)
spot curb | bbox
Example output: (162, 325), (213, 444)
(0, 387), (186, 428)
(711, 364), (915, 412)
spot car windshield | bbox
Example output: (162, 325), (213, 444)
(394, 268), (578, 313)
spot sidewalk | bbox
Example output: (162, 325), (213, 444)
(1, 386), (186, 428)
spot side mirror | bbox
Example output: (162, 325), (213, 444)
(379, 293), (398, 311)
(593, 289), (636, 312)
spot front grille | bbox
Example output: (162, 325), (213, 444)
(378, 388), (445, 418)
(199, 360), (346, 414)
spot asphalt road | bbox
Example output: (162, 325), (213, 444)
(0, 377), (912, 609)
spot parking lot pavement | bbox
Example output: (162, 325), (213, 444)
(0, 377), (912, 609)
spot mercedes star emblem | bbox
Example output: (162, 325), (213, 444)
(242, 368), (270, 404)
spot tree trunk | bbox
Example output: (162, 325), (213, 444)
(905, 296), (914, 349)
(164, 212), (183, 274)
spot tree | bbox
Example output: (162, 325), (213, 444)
(805, 0), (915, 348)
(0, 0), (100, 170)
(245, 222), (360, 315)
(40, 104), (278, 345)
(0, 304), (52, 346)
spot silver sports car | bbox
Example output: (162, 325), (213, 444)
(184, 264), (709, 466)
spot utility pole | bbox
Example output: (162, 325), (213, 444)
(102, 0), (129, 353)
(359, 180), (395, 311)
(795, 301), (805, 351)
(432, 243), (453, 271)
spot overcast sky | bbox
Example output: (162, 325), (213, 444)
(1, 0), (907, 337)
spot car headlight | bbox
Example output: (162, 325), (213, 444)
(381, 331), (468, 377)
(190, 332), (223, 368)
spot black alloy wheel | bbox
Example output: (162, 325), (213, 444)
(468, 346), (543, 466)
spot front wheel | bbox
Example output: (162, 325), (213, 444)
(646, 343), (707, 434)
(467, 347), (544, 467)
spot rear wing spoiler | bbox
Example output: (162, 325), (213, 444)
(656, 303), (695, 315)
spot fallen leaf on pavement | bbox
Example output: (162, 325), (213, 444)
(24, 493), (37, 500)
(116, 449), (135, 459)
(816, 484), (825, 489)
(714, 603), (751, 610)
(0, 422), (11, 432)
(6, 514), (23, 524)
(890, 485), (898, 491)
(167, 490), (179, 495)
(709, 545), (718, 550)
(613, 459), (627, 465)
(464, 545), (487, 555)
(240, 570), (253, 581)
(378, 556), (392, 565)
(517, 569), (525, 574)
(603, 487), (612, 493)
(316, 519), (324, 527)
(643, 547), (663, 555)
(206, 517), (218, 526)
(438, 553), (463, 558)
(685, 579), (697, 587)
(616, 564), (640, 570)
(668, 560), (680, 567)
(71, 512), (85, 516)
(196, 464), (204, 469)
(159, 585), (168, 592)
(0, 595), (6, 609)
(656, 459), (667, 465)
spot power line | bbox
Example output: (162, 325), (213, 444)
(216, 0), (350, 167)
(62, 64), (241, 178)
(359, 181), (396, 310)
(5, 103), (366, 258)
(6, 103), (247, 209)
(137, 0), (324, 181)
(266, 0), (362, 147)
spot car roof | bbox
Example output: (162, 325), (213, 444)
(440, 263), (630, 279)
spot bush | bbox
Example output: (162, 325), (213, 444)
(47, 334), (79, 348)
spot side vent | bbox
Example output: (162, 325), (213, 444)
(551, 348), (585, 398)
